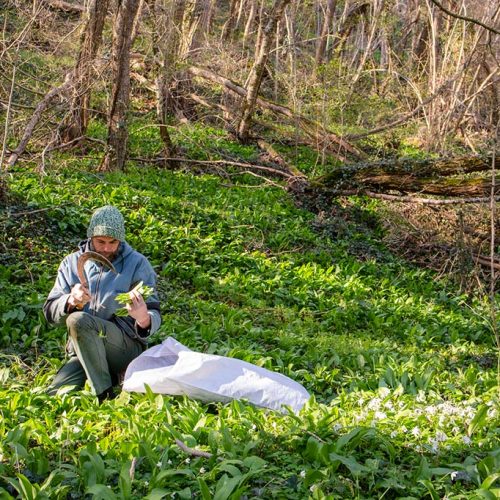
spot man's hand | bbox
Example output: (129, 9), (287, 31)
(125, 289), (151, 329)
(68, 284), (91, 310)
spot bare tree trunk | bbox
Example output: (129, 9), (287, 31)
(152, 0), (184, 162)
(221, 0), (239, 41)
(130, 0), (146, 43)
(238, 0), (291, 142)
(58, 0), (109, 144)
(314, 0), (336, 68)
(199, 0), (216, 34)
(101, 0), (141, 172)
(242, 0), (257, 46)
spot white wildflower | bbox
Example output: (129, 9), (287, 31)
(378, 387), (390, 398)
(435, 431), (447, 442)
(416, 391), (426, 403)
(157, 461), (162, 468)
(199, 467), (206, 474)
(450, 471), (458, 481)
(401, 425), (408, 433)
(367, 398), (381, 410)
(333, 423), (342, 432)
(424, 406), (437, 416)
(384, 401), (394, 410)
(411, 426), (421, 437)
(300, 470), (306, 478)
(251, 424), (257, 431)
(429, 440), (439, 454)
(390, 431), (397, 438)
(72, 426), (82, 434)
(309, 485), (317, 492)
(167, 459), (172, 465)
(462, 436), (472, 446)
(185, 458), (191, 464)
(144, 481), (149, 487)
(374, 411), (387, 420)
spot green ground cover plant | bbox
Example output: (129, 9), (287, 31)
(0, 152), (498, 498)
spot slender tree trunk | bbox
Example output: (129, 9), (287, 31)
(58, 0), (109, 144)
(221, 0), (239, 40)
(242, 0), (257, 47)
(152, 0), (184, 161)
(199, 0), (216, 34)
(101, 0), (141, 171)
(315, 0), (336, 68)
(238, 0), (291, 142)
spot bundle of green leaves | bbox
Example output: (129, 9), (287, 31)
(115, 281), (154, 316)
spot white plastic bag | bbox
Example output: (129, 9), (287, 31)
(123, 337), (310, 413)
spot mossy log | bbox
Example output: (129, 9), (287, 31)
(312, 155), (499, 197)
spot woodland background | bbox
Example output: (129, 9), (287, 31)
(0, 0), (499, 498)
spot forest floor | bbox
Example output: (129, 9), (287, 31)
(0, 141), (498, 497)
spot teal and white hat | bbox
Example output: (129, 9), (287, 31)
(87, 206), (125, 241)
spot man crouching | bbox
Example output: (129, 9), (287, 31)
(43, 205), (161, 401)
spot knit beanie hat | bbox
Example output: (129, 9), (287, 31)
(87, 206), (125, 241)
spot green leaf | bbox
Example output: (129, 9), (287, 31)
(328, 452), (370, 476)
(418, 479), (440, 500)
(218, 463), (242, 477)
(468, 405), (488, 437)
(154, 468), (194, 484)
(242, 456), (266, 471)
(213, 475), (242, 500)
(481, 473), (500, 490)
(198, 478), (211, 500)
(144, 489), (171, 500)
(118, 461), (132, 499)
(86, 484), (117, 500)
(472, 490), (497, 499)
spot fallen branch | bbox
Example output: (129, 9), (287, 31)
(175, 439), (212, 459)
(187, 65), (363, 160)
(130, 156), (296, 179)
(129, 457), (138, 481)
(256, 139), (306, 177)
(7, 77), (72, 167)
(329, 190), (500, 205)
(474, 254), (500, 271)
(43, 0), (85, 13)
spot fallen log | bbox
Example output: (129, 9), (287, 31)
(311, 155), (499, 198)
(43, 0), (85, 13)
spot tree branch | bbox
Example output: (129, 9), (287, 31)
(427, 0), (500, 36)
(175, 439), (212, 459)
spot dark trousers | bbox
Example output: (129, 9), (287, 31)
(48, 311), (143, 395)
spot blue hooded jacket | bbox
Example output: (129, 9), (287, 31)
(43, 239), (161, 345)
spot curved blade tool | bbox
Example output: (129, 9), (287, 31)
(77, 251), (117, 288)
